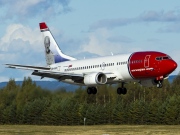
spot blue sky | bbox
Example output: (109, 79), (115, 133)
(0, 0), (180, 81)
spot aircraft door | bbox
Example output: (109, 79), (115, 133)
(144, 55), (150, 68)
(144, 55), (151, 74)
(154, 57), (161, 72)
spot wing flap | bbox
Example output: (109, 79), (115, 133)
(32, 71), (83, 81)
(5, 64), (50, 70)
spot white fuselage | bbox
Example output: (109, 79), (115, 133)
(49, 53), (133, 85)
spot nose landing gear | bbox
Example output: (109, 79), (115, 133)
(155, 76), (163, 88)
(156, 80), (163, 88)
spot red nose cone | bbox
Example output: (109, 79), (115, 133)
(159, 60), (178, 76)
(173, 61), (178, 70)
(169, 60), (178, 73)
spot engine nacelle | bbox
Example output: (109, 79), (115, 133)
(84, 72), (107, 86)
(140, 79), (158, 87)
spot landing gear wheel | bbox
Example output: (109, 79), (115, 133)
(122, 88), (127, 95)
(156, 80), (163, 88)
(157, 83), (163, 88)
(117, 88), (122, 94)
(117, 87), (127, 95)
(87, 87), (97, 95)
(92, 87), (97, 94)
(87, 87), (92, 94)
(117, 82), (127, 95)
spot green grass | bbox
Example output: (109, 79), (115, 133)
(0, 125), (180, 135)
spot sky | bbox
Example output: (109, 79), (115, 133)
(0, 0), (180, 81)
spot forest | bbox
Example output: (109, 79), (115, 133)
(0, 74), (180, 125)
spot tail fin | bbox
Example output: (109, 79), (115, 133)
(39, 22), (76, 65)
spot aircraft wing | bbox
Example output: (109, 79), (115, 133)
(5, 64), (84, 80)
(5, 64), (117, 82)
(5, 64), (51, 70)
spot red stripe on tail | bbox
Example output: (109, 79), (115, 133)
(39, 22), (48, 30)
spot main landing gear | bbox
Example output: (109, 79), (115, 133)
(87, 87), (97, 94)
(117, 82), (127, 95)
(117, 87), (127, 95)
(86, 83), (128, 95)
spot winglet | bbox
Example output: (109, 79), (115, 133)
(39, 22), (48, 30)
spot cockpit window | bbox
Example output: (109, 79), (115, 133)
(167, 55), (172, 59)
(163, 56), (169, 60)
(156, 56), (171, 61)
(156, 57), (162, 61)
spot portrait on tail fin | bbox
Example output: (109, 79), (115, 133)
(44, 36), (51, 54)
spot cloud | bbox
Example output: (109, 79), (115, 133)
(139, 10), (180, 22)
(58, 37), (82, 55)
(0, 23), (48, 81)
(90, 18), (133, 30)
(0, 0), (72, 21)
(107, 36), (134, 43)
(146, 38), (161, 43)
(81, 28), (138, 56)
(90, 10), (180, 31)
(54, 28), (140, 59)
(0, 23), (46, 68)
(157, 23), (180, 33)
(0, 23), (42, 53)
(0, 76), (11, 82)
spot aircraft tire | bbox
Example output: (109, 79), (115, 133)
(87, 87), (92, 94)
(117, 87), (127, 95)
(87, 87), (97, 94)
(92, 87), (97, 94)
(157, 83), (163, 88)
(117, 88), (122, 95)
(122, 88), (127, 95)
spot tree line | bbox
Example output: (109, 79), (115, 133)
(0, 75), (180, 125)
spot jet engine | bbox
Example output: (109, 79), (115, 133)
(84, 72), (107, 85)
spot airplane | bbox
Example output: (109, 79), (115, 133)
(5, 22), (178, 95)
